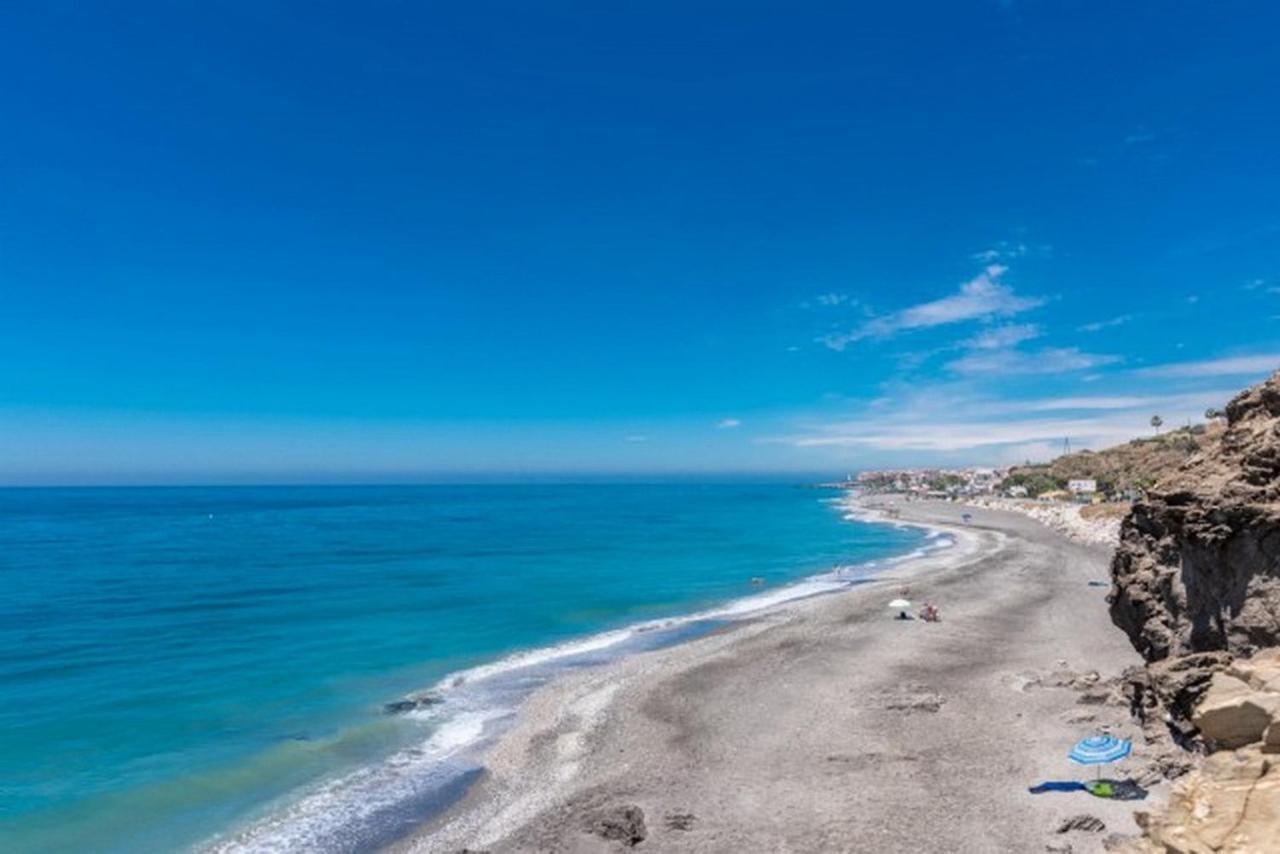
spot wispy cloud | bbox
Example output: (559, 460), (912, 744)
(716, 418), (742, 429)
(1019, 393), (1224, 412)
(774, 387), (1227, 458)
(821, 265), (1044, 350)
(961, 323), (1042, 350)
(1242, 278), (1280, 294)
(1077, 315), (1132, 333)
(785, 415), (1151, 452)
(1135, 354), (1280, 379)
(972, 242), (1028, 263)
(803, 293), (850, 308)
(971, 241), (1053, 263)
(946, 347), (1120, 376)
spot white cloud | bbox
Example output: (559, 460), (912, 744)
(958, 390), (1237, 416)
(1135, 354), (1280, 379)
(1020, 394), (1191, 412)
(993, 441), (1069, 465)
(946, 347), (1120, 376)
(1077, 315), (1132, 333)
(771, 386), (1229, 459)
(961, 323), (1042, 350)
(716, 418), (742, 429)
(972, 242), (1028, 263)
(785, 415), (1151, 452)
(807, 293), (849, 307)
(821, 265), (1044, 350)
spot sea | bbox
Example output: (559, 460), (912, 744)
(0, 483), (941, 853)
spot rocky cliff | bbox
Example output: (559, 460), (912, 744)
(1107, 369), (1280, 852)
(1110, 370), (1280, 662)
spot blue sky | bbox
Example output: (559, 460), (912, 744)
(3, 1), (1279, 483)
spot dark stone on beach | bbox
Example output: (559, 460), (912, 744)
(879, 687), (944, 713)
(383, 694), (444, 715)
(1076, 688), (1114, 705)
(1057, 814), (1106, 834)
(590, 805), (646, 846)
(664, 811), (696, 831)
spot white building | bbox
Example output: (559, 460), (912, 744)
(1067, 479), (1098, 495)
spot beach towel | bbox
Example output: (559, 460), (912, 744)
(1088, 780), (1147, 800)
(1029, 780), (1147, 800)
(1028, 781), (1088, 794)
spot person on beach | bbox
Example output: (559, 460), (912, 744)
(919, 603), (940, 622)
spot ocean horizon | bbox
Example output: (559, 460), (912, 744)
(0, 482), (935, 852)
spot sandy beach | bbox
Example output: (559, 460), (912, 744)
(400, 498), (1154, 853)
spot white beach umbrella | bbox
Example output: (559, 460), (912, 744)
(888, 598), (912, 609)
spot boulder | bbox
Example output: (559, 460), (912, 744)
(1192, 672), (1280, 749)
(1226, 647), (1280, 693)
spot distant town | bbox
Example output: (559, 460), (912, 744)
(827, 467), (1104, 502)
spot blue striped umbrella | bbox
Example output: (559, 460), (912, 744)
(1069, 735), (1131, 778)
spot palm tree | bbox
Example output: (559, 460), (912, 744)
(1204, 407), (1223, 423)
(1150, 415), (1164, 434)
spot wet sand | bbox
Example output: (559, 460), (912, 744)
(399, 498), (1152, 853)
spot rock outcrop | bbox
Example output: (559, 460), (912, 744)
(1110, 369), (1280, 662)
(383, 693), (444, 715)
(1119, 747), (1280, 853)
(1106, 370), (1280, 851)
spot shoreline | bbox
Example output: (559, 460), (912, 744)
(202, 491), (949, 853)
(398, 497), (1154, 853)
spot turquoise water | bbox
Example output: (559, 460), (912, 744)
(0, 484), (930, 852)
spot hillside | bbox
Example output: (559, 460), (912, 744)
(1001, 422), (1225, 498)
